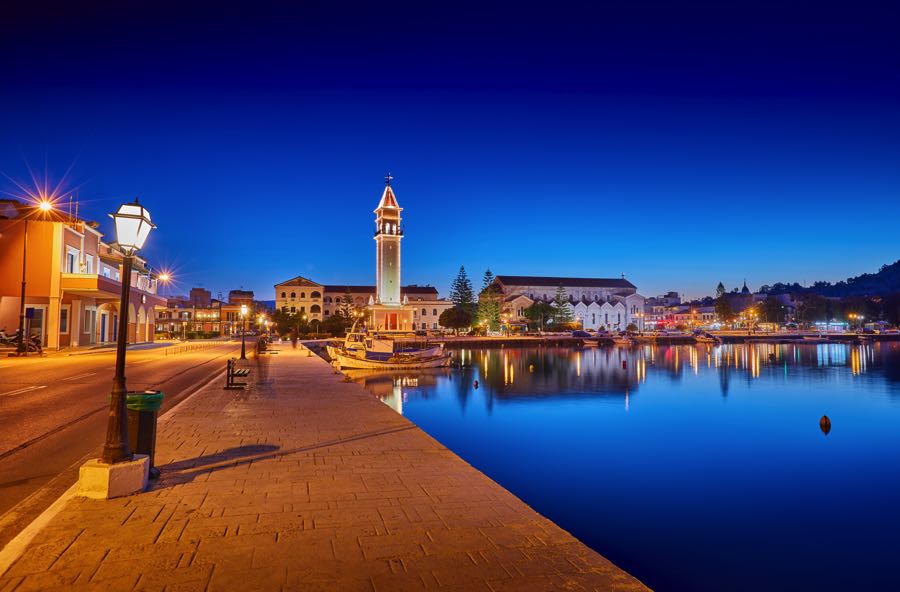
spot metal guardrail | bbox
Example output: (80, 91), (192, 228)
(163, 337), (232, 356)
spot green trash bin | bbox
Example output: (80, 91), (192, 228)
(126, 390), (164, 478)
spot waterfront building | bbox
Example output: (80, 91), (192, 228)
(154, 288), (266, 337)
(0, 199), (164, 348)
(273, 279), (452, 331)
(492, 275), (645, 331)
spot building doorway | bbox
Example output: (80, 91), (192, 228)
(25, 306), (46, 345)
(100, 311), (109, 343)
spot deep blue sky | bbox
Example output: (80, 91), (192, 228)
(2, 0), (898, 300)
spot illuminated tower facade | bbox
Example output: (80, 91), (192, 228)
(375, 174), (402, 305)
(370, 174), (413, 331)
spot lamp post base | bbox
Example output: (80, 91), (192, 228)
(77, 454), (149, 499)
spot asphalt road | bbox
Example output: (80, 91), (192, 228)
(0, 341), (242, 548)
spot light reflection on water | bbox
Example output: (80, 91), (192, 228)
(348, 342), (900, 592)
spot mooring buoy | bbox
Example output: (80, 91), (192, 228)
(820, 415), (831, 436)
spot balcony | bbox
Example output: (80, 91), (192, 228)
(60, 273), (122, 297)
(60, 273), (163, 304)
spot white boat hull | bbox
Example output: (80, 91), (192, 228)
(334, 351), (453, 370)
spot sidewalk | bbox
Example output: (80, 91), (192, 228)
(0, 347), (648, 591)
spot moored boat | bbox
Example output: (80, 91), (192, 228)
(333, 350), (452, 370)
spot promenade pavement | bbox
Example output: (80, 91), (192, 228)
(0, 345), (649, 591)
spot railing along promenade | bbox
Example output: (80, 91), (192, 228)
(162, 336), (233, 356)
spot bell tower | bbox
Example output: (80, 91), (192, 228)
(374, 173), (402, 305)
(370, 174), (414, 332)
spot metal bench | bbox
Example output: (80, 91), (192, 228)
(225, 358), (250, 390)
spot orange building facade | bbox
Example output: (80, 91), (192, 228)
(0, 201), (165, 349)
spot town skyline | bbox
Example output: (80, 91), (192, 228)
(1, 171), (896, 303)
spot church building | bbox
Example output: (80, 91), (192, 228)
(493, 275), (646, 331)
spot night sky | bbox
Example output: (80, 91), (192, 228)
(2, 0), (898, 300)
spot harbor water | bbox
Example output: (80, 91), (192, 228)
(349, 343), (900, 592)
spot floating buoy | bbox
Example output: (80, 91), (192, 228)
(820, 415), (831, 436)
(473, 380), (479, 389)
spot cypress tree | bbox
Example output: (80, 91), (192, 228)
(552, 285), (574, 325)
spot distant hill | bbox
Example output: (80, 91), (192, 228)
(764, 260), (900, 297)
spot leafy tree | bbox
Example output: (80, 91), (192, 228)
(551, 285), (573, 326)
(524, 301), (554, 331)
(476, 283), (503, 331)
(715, 296), (735, 322)
(716, 282), (726, 299)
(882, 293), (900, 325)
(760, 297), (787, 324)
(449, 266), (475, 314)
(796, 294), (827, 325)
(439, 307), (472, 334)
(626, 323), (638, 332)
(323, 312), (349, 336)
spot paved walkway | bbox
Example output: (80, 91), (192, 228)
(0, 347), (648, 591)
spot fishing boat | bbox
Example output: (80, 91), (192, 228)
(612, 335), (633, 347)
(327, 322), (449, 369)
(693, 331), (722, 344)
(332, 349), (452, 370)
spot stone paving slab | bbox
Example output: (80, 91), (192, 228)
(0, 346), (649, 591)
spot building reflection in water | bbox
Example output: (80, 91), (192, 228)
(347, 342), (888, 414)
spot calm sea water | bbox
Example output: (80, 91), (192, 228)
(349, 343), (900, 592)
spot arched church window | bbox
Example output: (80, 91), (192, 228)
(300, 292), (306, 298)
(311, 291), (321, 298)
(311, 305), (321, 313)
(290, 292), (295, 299)
(281, 292), (286, 298)
(422, 308), (427, 316)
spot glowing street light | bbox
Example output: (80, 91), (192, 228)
(102, 199), (156, 465)
(15, 199), (56, 355)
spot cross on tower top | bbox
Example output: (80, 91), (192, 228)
(384, 172), (393, 186)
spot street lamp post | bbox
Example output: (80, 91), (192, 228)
(15, 200), (54, 355)
(101, 199), (155, 465)
(240, 304), (248, 359)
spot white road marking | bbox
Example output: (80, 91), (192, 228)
(63, 372), (97, 381)
(0, 385), (47, 397)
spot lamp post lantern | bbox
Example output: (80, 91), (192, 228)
(101, 199), (155, 465)
(240, 304), (248, 359)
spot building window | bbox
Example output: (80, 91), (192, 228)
(60, 308), (69, 333)
(324, 310), (330, 316)
(422, 308), (427, 316)
(311, 291), (321, 298)
(281, 292), (286, 298)
(433, 308), (437, 316)
(290, 306), (296, 313)
(85, 257), (93, 274)
(65, 248), (78, 273)
(282, 306), (287, 313)
(310, 305), (321, 313)
(290, 292), (296, 299)
(300, 292), (305, 298)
